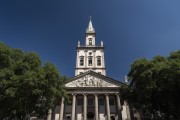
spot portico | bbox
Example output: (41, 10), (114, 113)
(59, 89), (122, 120)
(55, 70), (130, 120)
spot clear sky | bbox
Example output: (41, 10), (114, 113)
(0, 0), (180, 82)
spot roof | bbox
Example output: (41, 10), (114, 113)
(86, 18), (95, 33)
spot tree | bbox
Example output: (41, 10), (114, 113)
(120, 50), (180, 120)
(0, 43), (66, 119)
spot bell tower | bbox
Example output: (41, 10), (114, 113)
(75, 18), (106, 76)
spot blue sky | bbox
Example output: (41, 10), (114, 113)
(0, 0), (180, 82)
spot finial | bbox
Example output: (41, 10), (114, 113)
(78, 41), (80, 47)
(101, 41), (103, 46)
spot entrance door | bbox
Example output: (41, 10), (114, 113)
(87, 112), (94, 120)
(66, 116), (71, 120)
(110, 116), (115, 120)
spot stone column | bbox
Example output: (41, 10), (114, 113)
(47, 109), (52, 120)
(83, 94), (87, 120)
(116, 94), (122, 120)
(71, 94), (76, 120)
(101, 50), (106, 75)
(76, 50), (79, 68)
(124, 101), (131, 120)
(85, 50), (87, 69)
(59, 97), (64, 120)
(106, 94), (110, 120)
(95, 94), (99, 120)
(101, 51), (105, 67)
(93, 50), (96, 68)
(75, 50), (79, 75)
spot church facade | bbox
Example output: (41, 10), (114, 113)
(53, 19), (132, 120)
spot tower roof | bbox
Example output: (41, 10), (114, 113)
(86, 17), (95, 33)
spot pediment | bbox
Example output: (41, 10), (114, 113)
(65, 71), (123, 88)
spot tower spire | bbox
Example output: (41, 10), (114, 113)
(75, 18), (106, 76)
(86, 16), (95, 33)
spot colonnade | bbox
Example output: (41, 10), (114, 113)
(59, 93), (122, 120)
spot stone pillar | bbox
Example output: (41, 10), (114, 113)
(101, 50), (106, 75)
(125, 101), (131, 120)
(76, 50), (79, 68)
(85, 50), (87, 69)
(95, 94), (99, 120)
(71, 94), (76, 120)
(93, 50), (96, 68)
(83, 94), (87, 120)
(116, 94), (122, 120)
(75, 50), (79, 75)
(59, 97), (64, 120)
(47, 109), (52, 120)
(106, 94), (110, 120)
(101, 51), (105, 68)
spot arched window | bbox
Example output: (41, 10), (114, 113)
(79, 56), (84, 66)
(88, 57), (92, 66)
(97, 56), (101, 66)
(89, 38), (92, 45)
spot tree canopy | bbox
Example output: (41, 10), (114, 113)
(120, 50), (180, 120)
(0, 43), (66, 119)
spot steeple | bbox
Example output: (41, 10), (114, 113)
(85, 17), (96, 46)
(75, 18), (106, 76)
(86, 16), (95, 33)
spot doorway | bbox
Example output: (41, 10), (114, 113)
(87, 112), (94, 120)
(110, 116), (115, 120)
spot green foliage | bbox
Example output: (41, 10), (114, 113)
(0, 43), (66, 119)
(120, 50), (180, 119)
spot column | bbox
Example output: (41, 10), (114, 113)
(106, 94), (110, 120)
(71, 94), (76, 120)
(76, 50), (79, 68)
(85, 50), (87, 69)
(47, 109), (52, 120)
(101, 50), (106, 75)
(116, 94), (122, 120)
(83, 94), (87, 120)
(125, 101), (131, 120)
(93, 50), (96, 68)
(75, 50), (79, 75)
(59, 97), (64, 120)
(94, 94), (99, 120)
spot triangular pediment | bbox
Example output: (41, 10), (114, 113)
(65, 71), (125, 88)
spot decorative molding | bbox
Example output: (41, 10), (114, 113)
(65, 74), (118, 87)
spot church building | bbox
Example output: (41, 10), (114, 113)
(53, 19), (132, 120)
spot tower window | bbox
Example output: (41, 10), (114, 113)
(97, 56), (101, 66)
(79, 56), (84, 66)
(88, 57), (92, 66)
(89, 38), (92, 45)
